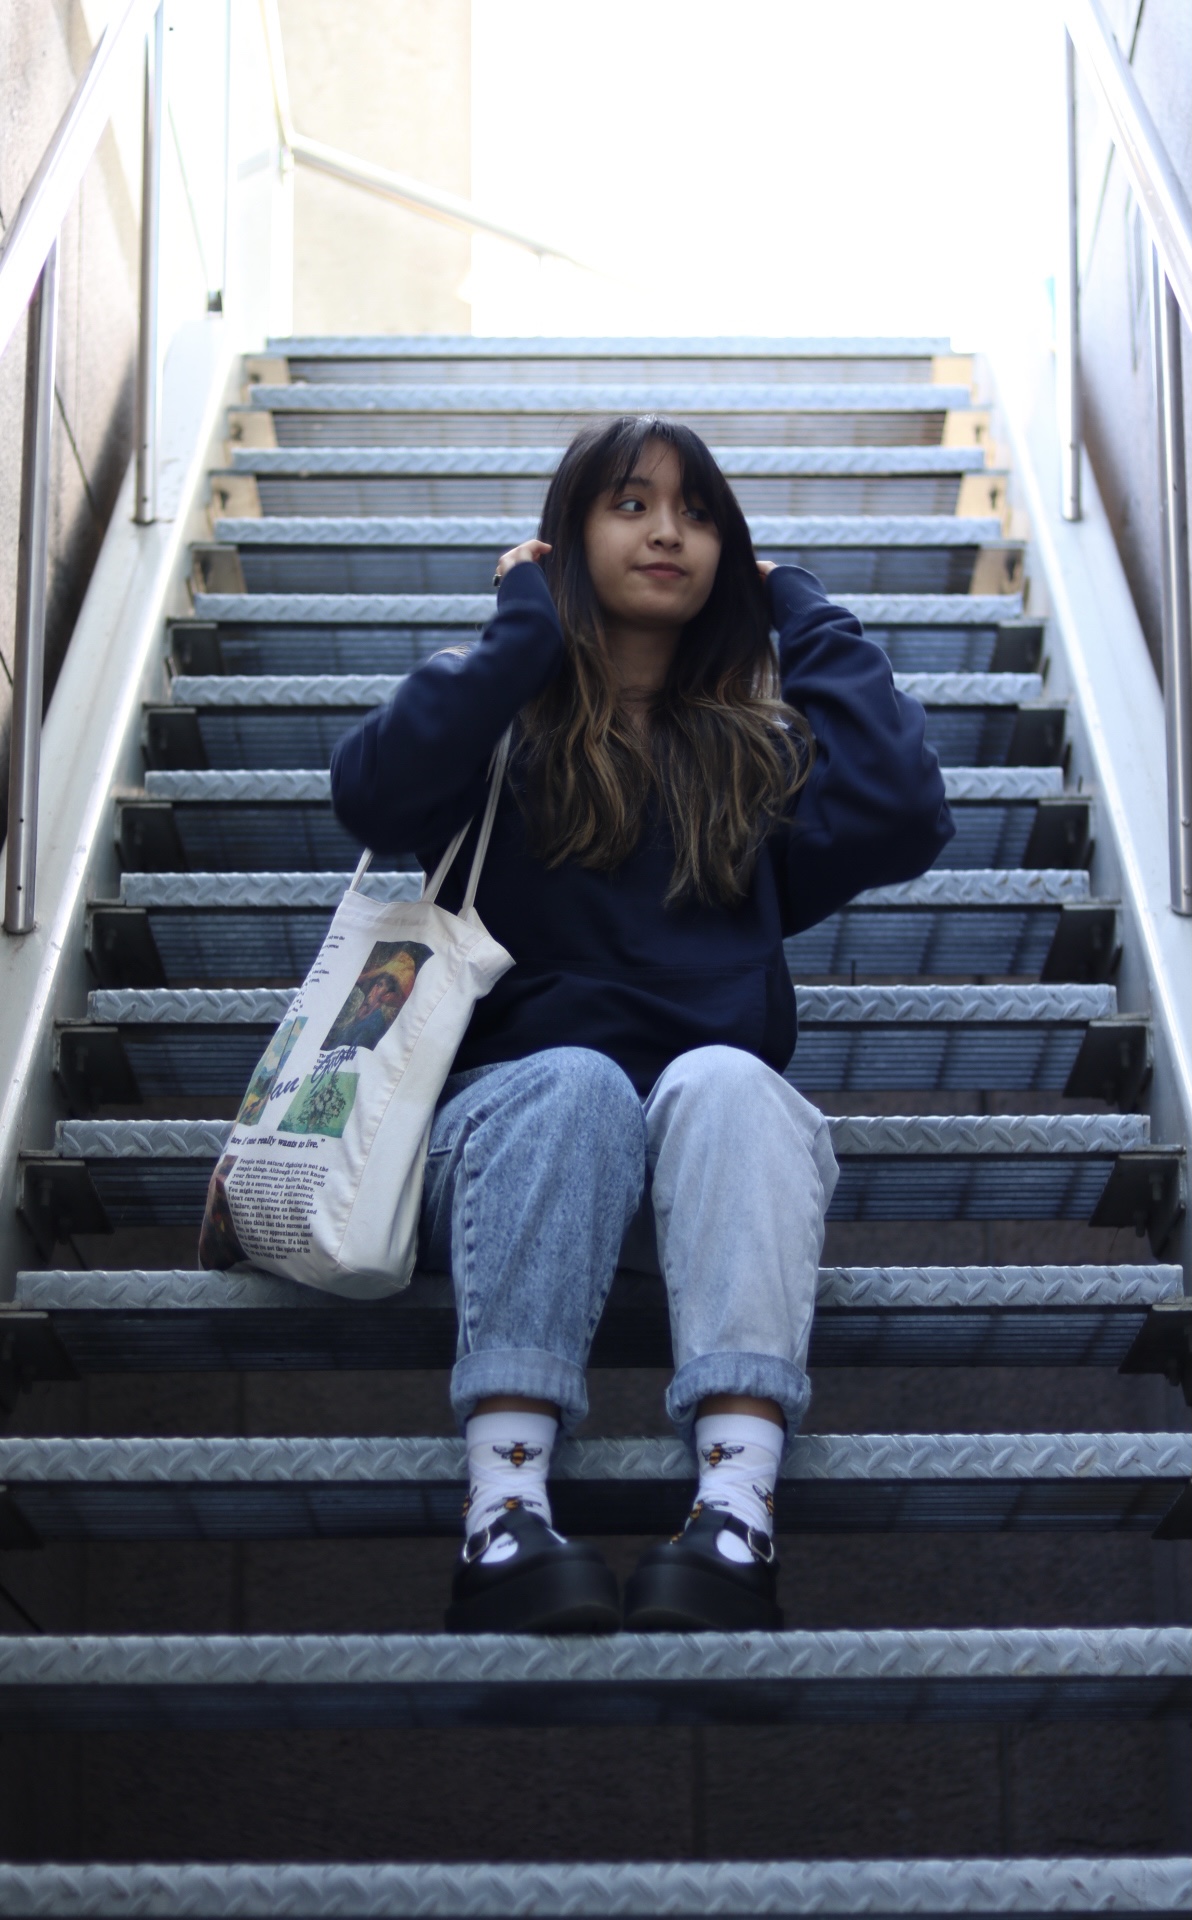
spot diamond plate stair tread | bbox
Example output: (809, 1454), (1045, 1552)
(213, 514), (1004, 548)
(12, 1263), (1181, 1374)
(231, 443), (992, 475)
(166, 671), (1041, 708)
(17, 1262), (1180, 1311)
(55, 1113), (1151, 1160)
(125, 862), (1092, 904)
(247, 383), (973, 413)
(139, 767), (1065, 804)
(115, 869), (1090, 910)
(84, 982), (1116, 1025)
(118, 870), (421, 906)
(0, 1430), (1184, 1548)
(191, 592), (1023, 625)
(3, 1429), (1185, 1482)
(268, 332), (955, 354)
(0, 1628), (1185, 1730)
(0, 1857), (1187, 1919)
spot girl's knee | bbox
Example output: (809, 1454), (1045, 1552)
(520, 1047), (645, 1162)
(531, 1046), (639, 1111)
(652, 1043), (777, 1111)
(650, 1045), (834, 1161)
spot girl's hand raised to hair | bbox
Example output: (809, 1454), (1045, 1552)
(494, 539), (552, 585)
(757, 560), (777, 580)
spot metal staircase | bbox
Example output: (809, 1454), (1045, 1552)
(0, 338), (1189, 1910)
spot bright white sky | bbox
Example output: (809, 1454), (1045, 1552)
(469, 0), (1066, 350)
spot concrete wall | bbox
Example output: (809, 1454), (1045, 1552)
(0, 2), (141, 846)
(1075, 0), (1192, 680)
(277, 0), (472, 337)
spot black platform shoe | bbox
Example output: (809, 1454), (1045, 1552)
(445, 1503), (621, 1635)
(623, 1505), (783, 1632)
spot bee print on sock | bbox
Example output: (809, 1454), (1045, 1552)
(494, 1442), (543, 1469)
(700, 1441), (745, 1469)
(672, 1499), (705, 1543)
(754, 1482), (775, 1522)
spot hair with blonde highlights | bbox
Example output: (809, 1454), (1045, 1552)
(518, 415), (814, 906)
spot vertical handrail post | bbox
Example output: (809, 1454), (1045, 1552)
(5, 241), (60, 935)
(1058, 26), (1083, 521)
(134, 2), (164, 525)
(219, 0), (233, 312)
(1158, 273), (1192, 913)
(1151, 247), (1172, 648)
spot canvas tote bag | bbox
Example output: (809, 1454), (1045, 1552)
(198, 733), (514, 1297)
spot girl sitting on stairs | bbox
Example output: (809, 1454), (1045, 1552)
(331, 414), (953, 1636)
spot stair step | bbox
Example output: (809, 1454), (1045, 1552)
(190, 588), (1021, 627)
(163, 669), (1042, 707)
(0, 1626), (1185, 1729)
(85, 869), (1108, 989)
(172, 611), (1042, 678)
(787, 870), (1104, 978)
(28, 1114), (1179, 1242)
(211, 512), (1004, 544)
(0, 1856), (1187, 1919)
(133, 768), (1068, 799)
(10, 1263), (1187, 1374)
(11, 1263), (1185, 1374)
(223, 441), (995, 520)
(230, 445), (991, 471)
(249, 384), (976, 410)
(268, 331), (954, 374)
(151, 667), (1060, 772)
(116, 767), (1087, 876)
(238, 382), (974, 452)
(0, 1432), (1186, 1544)
(203, 515), (1015, 599)
(60, 981), (1140, 1104)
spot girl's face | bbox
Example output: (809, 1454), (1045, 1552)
(582, 439), (722, 631)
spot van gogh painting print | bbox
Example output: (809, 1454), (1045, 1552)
(320, 940), (434, 1052)
(236, 1016), (307, 1127)
(277, 1067), (360, 1138)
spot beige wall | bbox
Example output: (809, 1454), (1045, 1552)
(1075, 0), (1192, 681)
(278, 0), (472, 337)
(0, 1), (140, 842)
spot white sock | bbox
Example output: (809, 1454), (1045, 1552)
(463, 1410), (558, 1564)
(692, 1412), (785, 1563)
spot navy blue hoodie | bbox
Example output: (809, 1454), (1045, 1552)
(330, 562), (954, 1094)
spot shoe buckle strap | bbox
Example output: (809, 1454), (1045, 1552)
(462, 1524), (493, 1566)
(746, 1525), (776, 1565)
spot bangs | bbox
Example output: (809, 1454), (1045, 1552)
(594, 416), (732, 532)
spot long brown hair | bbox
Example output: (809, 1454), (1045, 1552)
(519, 415), (814, 906)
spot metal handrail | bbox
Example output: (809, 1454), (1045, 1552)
(1062, 0), (1192, 915)
(1, 0), (164, 933)
(257, 0), (590, 270)
(290, 133), (590, 268)
(1066, 0), (1192, 322)
(0, 0), (158, 362)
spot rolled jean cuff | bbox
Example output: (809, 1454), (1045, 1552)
(450, 1347), (589, 1435)
(665, 1351), (812, 1445)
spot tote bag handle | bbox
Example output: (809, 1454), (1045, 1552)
(347, 728), (512, 912)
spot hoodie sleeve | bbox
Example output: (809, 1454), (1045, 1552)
(768, 564), (954, 936)
(329, 560), (565, 854)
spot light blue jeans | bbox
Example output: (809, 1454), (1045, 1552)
(419, 1045), (839, 1443)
